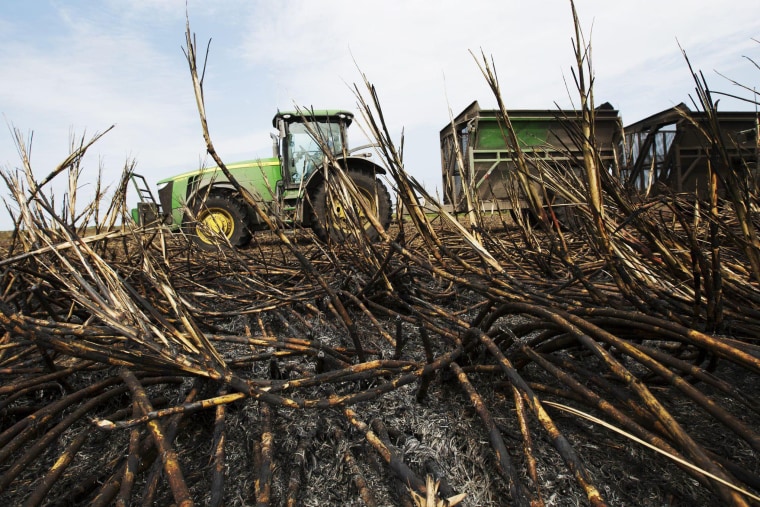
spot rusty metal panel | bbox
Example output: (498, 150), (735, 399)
(440, 101), (621, 210)
(623, 103), (759, 197)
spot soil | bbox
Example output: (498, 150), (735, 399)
(0, 227), (758, 507)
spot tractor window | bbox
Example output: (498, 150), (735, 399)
(289, 121), (344, 182)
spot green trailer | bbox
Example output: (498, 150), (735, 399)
(440, 100), (621, 214)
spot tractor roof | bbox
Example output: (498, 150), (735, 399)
(272, 109), (354, 128)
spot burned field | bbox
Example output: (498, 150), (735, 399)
(0, 195), (759, 507)
(1, 15), (759, 505)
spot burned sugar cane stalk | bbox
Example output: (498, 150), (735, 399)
(120, 369), (193, 507)
(449, 361), (530, 507)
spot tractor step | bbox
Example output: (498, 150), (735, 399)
(130, 173), (161, 225)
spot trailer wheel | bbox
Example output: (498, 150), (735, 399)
(311, 170), (392, 242)
(185, 195), (252, 250)
(542, 190), (583, 231)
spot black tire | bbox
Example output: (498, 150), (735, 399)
(552, 202), (582, 231)
(510, 207), (540, 228)
(185, 194), (252, 250)
(543, 190), (583, 231)
(311, 169), (392, 242)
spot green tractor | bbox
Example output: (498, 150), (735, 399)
(131, 109), (393, 250)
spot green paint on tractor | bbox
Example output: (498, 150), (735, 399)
(131, 109), (392, 250)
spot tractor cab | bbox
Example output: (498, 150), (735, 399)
(272, 110), (353, 186)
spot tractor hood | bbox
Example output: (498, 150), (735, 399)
(156, 158), (281, 185)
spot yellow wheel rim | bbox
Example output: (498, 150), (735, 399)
(197, 207), (235, 243)
(331, 187), (376, 231)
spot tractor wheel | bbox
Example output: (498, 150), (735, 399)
(311, 169), (392, 242)
(186, 195), (252, 250)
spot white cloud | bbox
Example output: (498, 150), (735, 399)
(0, 0), (758, 230)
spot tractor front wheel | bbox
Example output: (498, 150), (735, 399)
(186, 195), (252, 250)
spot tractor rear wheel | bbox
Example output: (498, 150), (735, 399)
(186, 195), (252, 250)
(311, 170), (392, 242)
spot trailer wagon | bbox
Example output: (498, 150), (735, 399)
(440, 100), (622, 214)
(622, 103), (759, 198)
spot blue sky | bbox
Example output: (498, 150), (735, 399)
(1, 0), (759, 230)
